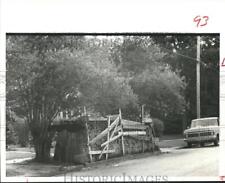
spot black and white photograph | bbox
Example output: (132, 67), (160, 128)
(1, 0), (225, 182)
(5, 34), (219, 180)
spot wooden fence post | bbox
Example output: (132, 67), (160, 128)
(141, 105), (145, 153)
(99, 116), (120, 160)
(106, 116), (110, 160)
(84, 106), (93, 163)
(119, 109), (125, 156)
(151, 123), (157, 152)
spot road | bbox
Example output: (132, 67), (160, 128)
(64, 145), (219, 177)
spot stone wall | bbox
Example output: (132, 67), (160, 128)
(52, 117), (155, 164)
(53, 121), (89, 164)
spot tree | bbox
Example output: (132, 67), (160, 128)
(152, 35), (219, 128)
(75, 39), (138, 116)
(6, 35), (138, 161)
(6, 35), (86, 161)
(152, 118), (164, 137)
(111, 36), (186, 132)
(6, 108), (19, 146)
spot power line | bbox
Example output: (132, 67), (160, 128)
(160, 46), (219, 73)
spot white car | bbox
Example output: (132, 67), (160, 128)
(183, 117), (219, 148)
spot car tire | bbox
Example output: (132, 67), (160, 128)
(214, 135), (219, 146)
(200, 142), (205, 147)
(187, 142), (192, 148)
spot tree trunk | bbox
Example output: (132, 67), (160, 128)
(34, 138), (52, 162)
(29, 114), (55, 162)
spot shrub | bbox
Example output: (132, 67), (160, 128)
(152, 118), (164, 137)
(14, 122), (29, 147)
(6, 122), (19, 145)
(6, 109), (29, 147)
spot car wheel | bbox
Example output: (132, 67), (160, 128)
(200, 142), (205, 147)
(187, 142), (192, 148)
(214, 135), (219, 146)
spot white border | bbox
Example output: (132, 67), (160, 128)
(0, 0), (6, 181)
(1, 0), (225, 182)
(220, 32), (225, 177)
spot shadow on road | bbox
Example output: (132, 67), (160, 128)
(177, 143), (219, 150)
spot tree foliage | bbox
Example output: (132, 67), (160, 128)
(7, 35), (89, 161)
(6, 35), (138, 161)
(152, 35), (219, 129)
(111, 36), (186, 129)
(152, 118), (164, 137)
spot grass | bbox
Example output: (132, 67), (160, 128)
(7, 151), (35, 160)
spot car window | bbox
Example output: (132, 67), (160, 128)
(191, 119), (218, 128)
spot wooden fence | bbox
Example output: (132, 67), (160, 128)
(86, 109), (155, 162)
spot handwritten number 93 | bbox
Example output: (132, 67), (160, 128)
(193, 15), (209, 27)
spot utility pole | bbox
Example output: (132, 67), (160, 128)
(141, 104), (145, 123)
(196, 36), (201, 119)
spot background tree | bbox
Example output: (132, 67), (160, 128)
(77, 38), (138, 116)
(152, 35), (219, 130)
(6, 108), (18, 146)
(111, 36), (186, 132)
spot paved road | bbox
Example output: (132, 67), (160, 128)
(64, 145), (219, 177)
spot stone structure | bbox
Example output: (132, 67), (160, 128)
(49, 111), (157, 164)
